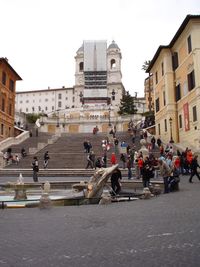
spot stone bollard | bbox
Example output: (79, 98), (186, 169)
(39, 193), (52, 209)
(39, 181), (52, 209)
(142, 187), (152, 199)
(99, 191), (112, 205)
(0, 152), (6, 168)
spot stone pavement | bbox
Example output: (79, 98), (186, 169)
(0, 174), (200, 267)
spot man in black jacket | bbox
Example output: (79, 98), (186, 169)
(189, 155), (200, 183)
(111, 168), (122, 195)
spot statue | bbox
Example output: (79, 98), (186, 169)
(72, 164), (118, 204)
(17, 173), (24, 185)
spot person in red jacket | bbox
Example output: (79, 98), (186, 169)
(110, 152), (117, 165)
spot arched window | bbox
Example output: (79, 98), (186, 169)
(79, 62), (84, 71)
(110, 59), (116, 69)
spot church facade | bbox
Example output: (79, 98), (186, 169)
(16, 40), (143, 133)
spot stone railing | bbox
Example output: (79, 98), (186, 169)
(0, 130), (30, 152)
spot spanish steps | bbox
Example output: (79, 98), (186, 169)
(1, 128), (160, 177)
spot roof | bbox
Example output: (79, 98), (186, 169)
(76, 44), (84, 53)
(0, 57), (22, 80)
(16, 87), (74, 94)
(108, 40), (120, 50)
(146, 14), (200, 73)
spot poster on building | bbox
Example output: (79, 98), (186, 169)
(183, 102), (190, 131)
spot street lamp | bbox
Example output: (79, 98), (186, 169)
(40, 111), (44, 125)
(79, 91), (84, 105)
(62, 113), (66, 128)
(108, 105), (111, 126)
(56, 109), (60, 127)
(169, 117), (174, 143)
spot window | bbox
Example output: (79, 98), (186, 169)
(45, 106), (48, 111)
(187, 35), (192, 53)
(163, 91), (166, 106)
(187, 70), (195, 91)
(112, 95), (115, 101)
(158, 123), (161, 135)
(9, 79), (14, 92)
(1, 124), (4, 135)
(1, 98), (5, 112)
(26, 100), (29, 103)
(26, 108), (29, 112)
(45, 98), (48, 102)
(172, 52), (179, 70)
(110, 59), (116, 69)
(58, 94), (62, 100)
(155, 72), (158, 84)
(38, 106), (41, 111)
(193, 106), (197, 122)
(73, 97), (75, 102)
(52, 106), (54, 111)
(161, 62), (164, 76)
(2, 71), (6, 85)
(175, 84), (181, 101)
(155, 98), (160, 113)
(9, 104), (12, 116)
(58, 101), (62, 108)
(164, 119), (167, 132)
(179, 114), (182, 128)
(79, 62), (84, 71)
(32, 107), (35, 112)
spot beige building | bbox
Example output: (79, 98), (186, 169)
(147, 15), (200, 149)
(144, 74), (154, 112)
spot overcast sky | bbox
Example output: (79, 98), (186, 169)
(1, 0), (199, 96)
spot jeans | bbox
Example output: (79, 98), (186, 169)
(163, 176), (169, 193)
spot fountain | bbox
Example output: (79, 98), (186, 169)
(0, 165), (120, 208)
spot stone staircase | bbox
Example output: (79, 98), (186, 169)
(1, 129), (160, 177)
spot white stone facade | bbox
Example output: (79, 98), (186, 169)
(15, 87), (75, 114)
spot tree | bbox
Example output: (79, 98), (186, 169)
(142, 60), (151, 71)
(26, 113), (40, 124)
(118, 91), (137, 115)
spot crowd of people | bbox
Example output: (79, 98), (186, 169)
(3, 122), (200, 191)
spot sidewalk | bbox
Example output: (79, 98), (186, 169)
(0, 174), (200, 267)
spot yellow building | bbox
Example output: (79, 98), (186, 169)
(147, 15), (200, 149)
(0, 58), (22, 140)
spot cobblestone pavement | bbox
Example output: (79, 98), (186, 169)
(0, 174), (200, 267)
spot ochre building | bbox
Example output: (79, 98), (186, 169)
(147, 15), (200, 149)
(0, 58), (22, 140)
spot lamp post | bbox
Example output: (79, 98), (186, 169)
(62, 113), (66, 128)
(40, 111), (44, 126)
(56, 109), (60, 127)
(79, 91), (83, 105)
(169, 117), (174, 143)
(108, 105), (111, 126)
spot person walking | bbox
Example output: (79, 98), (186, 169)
(85, 152), (94, 169)
(110, 168), (122, 195)
(189, 155), (200, 183)
(32, 156), (39, 182)
(110, 152), (117, 165)
(43, 151), (50, 169)
(120, 153), (126, 169)
(127, 156), (132, 179)
(158, 159), (172, 193)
